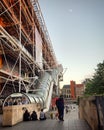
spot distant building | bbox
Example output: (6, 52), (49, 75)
(70, 81), (76, 99)
(61, 81), (84, 104)
(61, 85), (71, 104)
(75, 84), (84, 98)
(70, 80), (84, 99)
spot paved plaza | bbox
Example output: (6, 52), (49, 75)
(0, 106), (91, 130)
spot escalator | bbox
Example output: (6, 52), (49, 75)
(3, 65), (63, 112)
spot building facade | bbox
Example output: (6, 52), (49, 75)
(75, 84), (84, 98)
(70, 80), (84, 99)
(0, 0), (63, 101)
(61, 85), (71, 104)
(70, 81), (76, 99)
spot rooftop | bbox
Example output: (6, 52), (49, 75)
(63, 85), (70, 89)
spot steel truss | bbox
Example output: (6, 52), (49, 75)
(0, 0), (58, 98)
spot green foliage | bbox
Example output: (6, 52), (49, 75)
(84, 61), (104, 95)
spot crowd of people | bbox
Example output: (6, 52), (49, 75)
(23, 95), (65, 122)
(3, 94), (69, 122)
(23, 108), (46, 121)
(4, 96), (29, 106)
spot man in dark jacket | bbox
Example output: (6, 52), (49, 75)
(56, 95), (64, 121)
(23, 109), (30, 121)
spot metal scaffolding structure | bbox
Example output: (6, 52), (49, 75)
(0, 0), (61, 98)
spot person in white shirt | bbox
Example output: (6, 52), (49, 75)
(39, 109), (46, 120)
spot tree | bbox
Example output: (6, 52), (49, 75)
(84, 61), (104, 95)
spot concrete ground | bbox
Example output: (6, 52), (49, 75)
(0, 105), (91, 130)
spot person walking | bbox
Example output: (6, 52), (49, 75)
(56, 95), (64, 121)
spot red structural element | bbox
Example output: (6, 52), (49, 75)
(70, 80), (76, 99)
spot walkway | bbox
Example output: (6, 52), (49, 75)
(0, 106), (91, 130)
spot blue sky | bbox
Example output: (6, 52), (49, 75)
(38, 0), (104, 88)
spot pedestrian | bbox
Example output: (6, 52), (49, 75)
(31, 111), (38, 121)
(56, 95), (64, 121)
(23, 109), (31, 121)
(65, 105), (69, 114)
(39, 109), (46, 120)
(13, 98), (18, 105)
(21, 97), (29, 104)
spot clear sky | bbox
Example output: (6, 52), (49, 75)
(38, 0), (104, 88)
